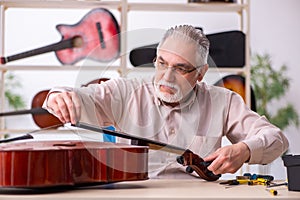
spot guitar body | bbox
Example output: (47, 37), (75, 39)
(214, 74), (256, 111)
(0, 141), (148, 188)
(55, 8), (120, 65)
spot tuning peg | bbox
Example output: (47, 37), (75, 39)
(176, 155), (184, 164)
(186, 166), (194, 173)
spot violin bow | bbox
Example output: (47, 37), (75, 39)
(73, 122), (221, 181)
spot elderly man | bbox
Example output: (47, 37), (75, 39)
(44, 25), (288, 179)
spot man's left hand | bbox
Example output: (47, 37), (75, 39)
(203, 142), (250, 175)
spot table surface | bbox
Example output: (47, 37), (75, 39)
(0, 179), (299, 200)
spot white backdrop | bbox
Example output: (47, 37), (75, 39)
(2, 0), (300, 180)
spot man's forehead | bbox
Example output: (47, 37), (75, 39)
(158, 37), (197, 66)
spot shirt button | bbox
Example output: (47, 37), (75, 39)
(170, 129), (175, 134)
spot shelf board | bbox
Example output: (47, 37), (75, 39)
(0, 0), (122, 9)
(130, 66), (246, 73)
(0, 1), (247, 12)
(128, 2), (247, 13)
(0, 64), (120, 71)
(208, 67), (246, 73)
(0, 65), (246, 74)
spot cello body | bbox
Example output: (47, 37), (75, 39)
(0, 141), (148, 188)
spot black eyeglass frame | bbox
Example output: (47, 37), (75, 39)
(153, 57), (202, 75)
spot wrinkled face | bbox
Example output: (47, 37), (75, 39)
(154, 37), (207, 104)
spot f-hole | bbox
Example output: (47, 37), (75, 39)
(53, 142), (76, 147)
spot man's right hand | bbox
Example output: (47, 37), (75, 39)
(46, 91), (81, 125)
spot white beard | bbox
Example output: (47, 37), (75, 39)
(154, 79), (183, 103)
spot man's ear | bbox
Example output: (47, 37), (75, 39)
(197, 64), (208, 82)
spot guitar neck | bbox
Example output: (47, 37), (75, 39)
(0, 36), (82, 64)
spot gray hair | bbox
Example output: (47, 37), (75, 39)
(157, 25), (210, 67)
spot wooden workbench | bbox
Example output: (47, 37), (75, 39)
(0, 179), (299, 200)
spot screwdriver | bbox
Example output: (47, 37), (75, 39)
(266, 189), (278, 196)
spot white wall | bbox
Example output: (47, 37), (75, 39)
(250, 0), (300, 155)
(249, 0), (300, 180)
(1, 0), (300, 179)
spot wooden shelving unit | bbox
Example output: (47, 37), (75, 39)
(0, 0), (250, 131)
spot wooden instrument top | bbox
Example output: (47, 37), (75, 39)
(0, 140), (149, 188)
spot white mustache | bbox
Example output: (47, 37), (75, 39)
(155, 80), (183, 103)
(157, 80), (180, 92)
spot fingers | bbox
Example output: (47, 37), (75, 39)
(205, 152), (226, 175)
(71, 92), (81, 123)
(204, 144), (249, 175)
(203, 152), (218, 163)
(203, 152), (223, 174)
(206, 155), (237, 175)
(47, 91), (81, 124)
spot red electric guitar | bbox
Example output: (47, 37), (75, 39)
(0, 8), (120, 65)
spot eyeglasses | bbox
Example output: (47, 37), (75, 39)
(153, 58), (199, 75)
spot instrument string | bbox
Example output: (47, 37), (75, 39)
(0, 124), (62, 143)
(63, 123), (104, 142)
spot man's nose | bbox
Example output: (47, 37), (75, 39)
(163, 66), (176, 81)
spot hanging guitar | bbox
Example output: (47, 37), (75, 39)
(0, 8), (120, 65)
(214, 74), (256, 111)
